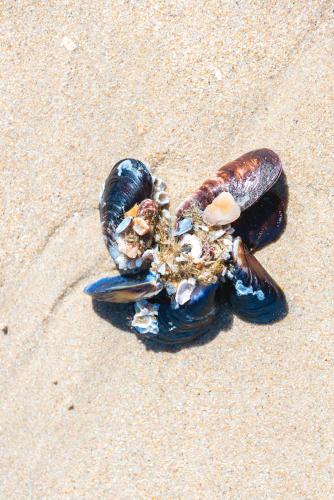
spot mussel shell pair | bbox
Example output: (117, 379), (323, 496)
(85, 150), (287, 344)
(100, 159), (153, 266)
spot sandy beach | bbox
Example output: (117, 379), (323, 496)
(1, 1), (334, 497)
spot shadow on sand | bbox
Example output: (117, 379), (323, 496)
(93, 295), (234, 352)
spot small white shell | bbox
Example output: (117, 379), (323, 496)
(180, 234), (202, 260)
(175, 278), (196, 306)
(173, 218), (193, 237)
(118, 239), (139, 259)
(175, 255), (187, 262)
(116, 216), (133, 234)
(158, 263), (167, 275)
(154, 191), (169, 206)
(153, 177), (167, 191)
(115, 254), (129, 270)
(203, 192), (241, 226)
(132, 300), (160, 335)
(167, 261), (178, 273)
(209, 228), (226, 241)
(142, 248), (157, 262)
(162, 209), (172, 221)
(133, 217), (150, 235)
(197, 224), (209, 232)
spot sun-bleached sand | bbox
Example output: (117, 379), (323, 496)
(1, 1), (334, 498)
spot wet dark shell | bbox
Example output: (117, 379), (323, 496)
(226, 237), (287, 323)
(232, 190), (286, 252)
(100, 159), (153, 247)
(177, 149), (282, 217)
(152, 283), (219, 344)
(84, 272), (163, 303)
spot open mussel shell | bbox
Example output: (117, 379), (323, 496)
(84, 272), (163, 303)
(226, 237), (287, 324)
(100, 158), (153, 246)
(146, 283), (219, 344)
(232, 190), (286, 252)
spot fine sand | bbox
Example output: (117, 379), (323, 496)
(1, 2), (333, 498)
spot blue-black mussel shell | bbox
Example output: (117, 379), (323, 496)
(144, 283), (220, 344)
(226, 237), (287, 324)
(100, 159), (153, 240)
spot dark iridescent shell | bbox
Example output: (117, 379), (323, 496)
(226, 238), (287, 323)
(100, 158), (153, 249)
(153, 283), (219, 344)
(84, 272), (163, 303)
(232, 190), (286, 252)
(177, 149), (282, 217)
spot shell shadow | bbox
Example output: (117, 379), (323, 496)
(273, 170), (289, 209)
(92, 293), (234, 352)
(93, 300), (133, 332)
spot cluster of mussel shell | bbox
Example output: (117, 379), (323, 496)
(84, 149), (287, 344)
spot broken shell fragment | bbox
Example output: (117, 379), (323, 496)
(133, 217), (150, 236)
(158, 263), (167, 275)
(175, 255), (187, 262)
(175, 278), (197, 305)
(115, 254), (130, 270)
(166, 283), (176, 296)
(203, 192), (241, 226)
(154, 190), (169, 206)
(115, 216), (133, 234)
(132, 300), (160, 335)
(209, 228), (226, 241)
(173, 218), (193, 237)
(118, 239), (140, 259)
(197, 224), (209, 232)
(162, 209), (172, 221)
(153, 177), (167, 192)
(180, 234), (202, 260)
